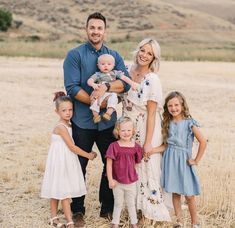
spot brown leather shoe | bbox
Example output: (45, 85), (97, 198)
(102, 113), (111, 121)
(73, 212), (85, 228)
(100, 212), (112, 221)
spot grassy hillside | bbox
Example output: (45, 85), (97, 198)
(0, 0), (235, 61)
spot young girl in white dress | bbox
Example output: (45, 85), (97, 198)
(41, 91), (97, 228)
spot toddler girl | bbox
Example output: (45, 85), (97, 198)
(41, 91), (97, 228)
(106, 116), (143, 228)
(153, 91), (207, 228)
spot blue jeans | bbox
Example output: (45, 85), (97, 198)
(71, 122), (116, 215)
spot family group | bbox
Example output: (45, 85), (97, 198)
(40, 12), (207, 228)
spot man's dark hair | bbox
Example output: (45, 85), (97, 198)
(86, 12), (106, 28)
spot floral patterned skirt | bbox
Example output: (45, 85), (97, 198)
(136, 154), (171, 221)
(125, 105), (171, 221)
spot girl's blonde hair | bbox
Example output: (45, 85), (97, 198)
(133, 38), (161, 73)
(162, 91), (191, 144)
(113, 116), (136, 139)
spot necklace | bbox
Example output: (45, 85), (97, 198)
(136, 71), (149, 77)
(131, 65), (150, 83)
(135, 65), (150, 77)
(135, 70), (150, 82)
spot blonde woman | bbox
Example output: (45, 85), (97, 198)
(124, 38), (171, 223)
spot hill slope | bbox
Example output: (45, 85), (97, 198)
(0, 0), (235, 44)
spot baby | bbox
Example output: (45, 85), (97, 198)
(87, 54), (138, 123)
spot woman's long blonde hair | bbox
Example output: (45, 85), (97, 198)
(162, 91), (191, 144)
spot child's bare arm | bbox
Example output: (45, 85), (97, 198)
(188, 126), (207, 165)
(145, 144), (166, 157)
(119, 74), (139, 90)
(87, 78), (99, 90)
(106, 158), (117, 189)
(55, 125), (97, 160)
(153, 144), (166, 153)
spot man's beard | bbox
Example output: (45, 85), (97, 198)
(89, 35), (103, 45)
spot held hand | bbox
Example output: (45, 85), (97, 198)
(144, 150), (153, 158)
(131, 82), (139, 91)
(143, 143), (153, 162)
(108, 179), (117, 189)
(187, 159), (198, 166)
(92, 84), (100, 90)
(143, 143), (153, 155)
(88, 152), (97, 160)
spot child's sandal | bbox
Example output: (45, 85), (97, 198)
(102, 113), (111, 121)
(66, 221), (75, 227)
(173, 222), (183, 228)
(49, 216), (66, 228)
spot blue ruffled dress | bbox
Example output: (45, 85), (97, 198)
(161, 118), (201, 196)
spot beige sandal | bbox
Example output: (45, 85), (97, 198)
(93, 115), (101, 123)
(192, 225), (200, 228)
(102, 113), (111, 121)
(49, 216), (66, 228)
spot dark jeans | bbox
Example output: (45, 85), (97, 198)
(71, 122), (116, 215)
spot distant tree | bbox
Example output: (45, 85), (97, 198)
(0, 9), (12, 31)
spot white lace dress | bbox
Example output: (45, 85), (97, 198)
(41, 123), (87, 200)
(124, 72), (171, 221)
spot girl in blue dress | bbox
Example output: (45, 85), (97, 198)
(151, 91), (207, 228)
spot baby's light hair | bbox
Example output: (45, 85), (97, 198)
(53, 91), (72, 110)
(113, 116), (136, 139)
(98, 54), (115, 64)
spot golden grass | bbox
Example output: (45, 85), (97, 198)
(0, 58), (234, 227)
(1, 171), (11, 183)
(0, 40), (234, 62)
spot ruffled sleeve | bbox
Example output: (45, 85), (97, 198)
(113, 70), (124, 79)
(142, 73), (163, 108)
(105, 142), (117, 160)
(188, 118), (200, 135)
(135, 143), (143, 163)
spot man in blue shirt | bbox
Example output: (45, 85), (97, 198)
(63, 12), (130, 227)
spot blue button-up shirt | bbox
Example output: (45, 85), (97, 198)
(63, 42), (130, 131)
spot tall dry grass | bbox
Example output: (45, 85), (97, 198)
(0, 40), (235, 62)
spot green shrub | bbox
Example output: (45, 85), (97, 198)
(0, 9), (12, 31)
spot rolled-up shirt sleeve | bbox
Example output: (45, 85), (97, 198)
(63, 50), (82, 98)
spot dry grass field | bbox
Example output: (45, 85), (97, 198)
(0, 57), (234, 227)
